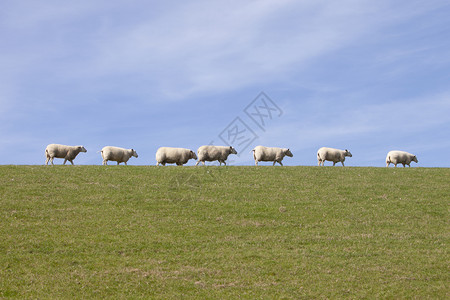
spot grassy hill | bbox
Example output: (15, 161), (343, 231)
(0, 166), (448, 298)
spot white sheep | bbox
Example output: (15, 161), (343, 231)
(100, 146), (138, 165)
(45, 144), (87, 165)
(317, 147), (352, 166)
(386, 150), (418, 167)
(155, 147), (197, 166)
(252, 145), (293, 166)
(195, 145), (237, 166)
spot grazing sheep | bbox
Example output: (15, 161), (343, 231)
(386, 150), (418, 167)
(195, 145), (237, 166)
(156, 147), (197, 166)
(45, 144), (87, 166)
(317, 147), (352, 166)
(100, 146), (138, 165)
(252, 146), (293, 166)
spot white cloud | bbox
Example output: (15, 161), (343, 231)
(2, 0), (447, 106)
(45, 0), (406, 100)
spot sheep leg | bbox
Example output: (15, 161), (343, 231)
(124, 162), (127, 166)
(45, 157), (50, 165)
(333, 162), (336, 166)
(273, 161), (276, 166)
(402, 163), (405, 167)
(278, 161), (284, 166)
(63, 159), (67, 165)
(255, 161), (258, 166)
(341, 161), (345, 167)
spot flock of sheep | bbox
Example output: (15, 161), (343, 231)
(44, 144), (419, 167)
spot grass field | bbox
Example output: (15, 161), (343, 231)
(0, 165), (448, 298)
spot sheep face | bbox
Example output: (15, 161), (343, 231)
(190, 151), (198, 160)
(230, 146), (238, 155)
(344, 150), (352, 157)
(131, 149), (138, 158)
(285, 149), (293, 157)
(79, 146), (87, 153)
(413, 155), (418, 163)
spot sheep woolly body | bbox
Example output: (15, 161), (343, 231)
(156, 147), (197, 166)
(252, 146), (293, 166)
(195, 145), (237, 166)
(45, 144), (87, 165)
(386, 150), (418, 167)
(317, 147), (352, 166)
(100, 146), (138, 165)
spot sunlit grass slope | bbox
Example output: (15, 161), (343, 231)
(0, 166), (448, 298)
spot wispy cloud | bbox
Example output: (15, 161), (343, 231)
(2, 0), (415, 104)
(90, 0), (385, 98)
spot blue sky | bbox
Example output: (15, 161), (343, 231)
(1, 0), (449, 166)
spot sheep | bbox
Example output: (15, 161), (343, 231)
(45, 144), (87, 166)
(155, 147), (197, 166)
(317, 147), (352, 166)
(252, 145), (293, 166)
(386, 150), (418, 167)
(100, 146), (138, 165)
(195, 145), (237, 166)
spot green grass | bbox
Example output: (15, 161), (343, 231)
(0, 165), (448, 299)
